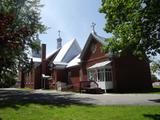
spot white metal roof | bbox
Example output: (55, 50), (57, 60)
(46, 48), (60, 58)
(88, 61), (111, 69)
(54, 38), (81, 63)
(67, 54), (81, 68)
(53, 61), (68, 66)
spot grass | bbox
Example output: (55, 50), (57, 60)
(0, 88), (160, 120)
(151, 86), (160, 94)
(17, 88), (33, 91)
(0, 104), (160, 120)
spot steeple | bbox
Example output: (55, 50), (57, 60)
(57, 30), (62, 49)
(91, 22), (96, 34)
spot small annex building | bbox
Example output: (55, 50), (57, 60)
(19, 30), (152, 92)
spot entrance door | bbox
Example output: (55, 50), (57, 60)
(97, 69), (106, 89)
(105, 68), (113, 89)
(97, 68), (113, 90)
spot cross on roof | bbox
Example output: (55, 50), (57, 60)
(58, 30), (61, 38)
(91, 22), (96, 33)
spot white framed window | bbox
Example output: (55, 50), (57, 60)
(105, 68), (112, 81)
(87, 69), (97, 81)
(97, 69), (105, 82)
(88, 70), (93, 80)
(97, 68), (112, 82)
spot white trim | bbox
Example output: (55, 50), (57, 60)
(53, 62), (68, 69)
(88, 61), (111, 69)
(87, 63), (113, 91)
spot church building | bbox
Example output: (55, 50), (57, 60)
(19, 26), (152, 92)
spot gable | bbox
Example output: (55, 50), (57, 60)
(80, 33), (106, 60)
(62, 41), (81, 62)
(80, 33), (107, 61)
(54, 38), (81, 63)
(83, 38), (106, 61)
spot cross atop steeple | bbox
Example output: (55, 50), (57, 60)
(91, 22), (96, 34)
(57, 30), (62, 49)
(58, 30), (61, 38)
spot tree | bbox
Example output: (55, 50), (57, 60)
(100, 0), (160, 60)
(0, 0), (46, 87)
(151, 74), (158, 82)
(151, 60), (160, 73)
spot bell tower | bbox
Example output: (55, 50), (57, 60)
(57, 30), (62, 49)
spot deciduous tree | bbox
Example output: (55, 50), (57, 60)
(0, 0), (46, 87)
(100, 0), (160, 60)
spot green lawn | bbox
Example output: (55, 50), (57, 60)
(151, 86), (160, 94)
(0, 104), (160, 120)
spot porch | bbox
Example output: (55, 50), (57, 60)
(87, 61), (113, 92)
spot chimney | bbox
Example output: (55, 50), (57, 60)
(41, 44), (46, 61)
(41, 43), (46, 75)
(57, 30), (62, 49)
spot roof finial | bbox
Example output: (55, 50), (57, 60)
(58, 30), (61, 38)
(57, 30), (62, 49)
(91, 22), (96, 34)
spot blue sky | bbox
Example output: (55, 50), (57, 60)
(39, 0), (112, 55)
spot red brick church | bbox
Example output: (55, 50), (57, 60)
(19, 28), (152, 92)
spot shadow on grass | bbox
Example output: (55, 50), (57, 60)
(0, 89), (95, 110)
(144, 114), (160, 120)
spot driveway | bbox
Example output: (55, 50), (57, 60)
(0, 88), (160, 106)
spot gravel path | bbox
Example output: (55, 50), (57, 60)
(0, 88), (160, 106)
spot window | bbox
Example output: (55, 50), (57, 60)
(105, 69), (112, 81)
(32, 49), (41, 57)
(88, 68), (112, 82)
(98, 69), (105, 82)
(93, 69), (97, 81)
(88, 70), (93, 80)
(68, 72), (72, 84)
(88, 70), (97, 81)
(90, 43), (97, 53)
(36, 49), (39, 54)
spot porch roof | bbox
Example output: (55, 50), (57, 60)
(88, 61), (111, 69)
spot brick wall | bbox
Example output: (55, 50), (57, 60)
(112, 55), (152, 91)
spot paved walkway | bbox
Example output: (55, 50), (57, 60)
(0, 88), (160, 106)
